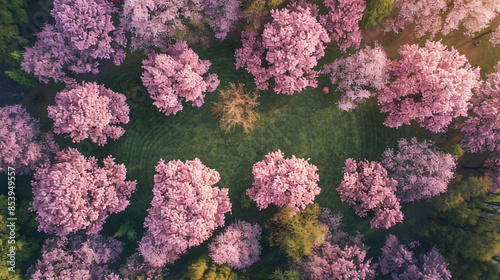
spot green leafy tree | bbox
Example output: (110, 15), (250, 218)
(360, 0), (394, 28)
(4, 51), (39, 88)
(268, 268), (300, 280)
(424, 175), (500, 279)
(441, 143), (464, 158)
(0, 195), (40, 279)
(265, 204), (326, 264)
(0, 0), (30, 64)
(179, 254), (240, 280)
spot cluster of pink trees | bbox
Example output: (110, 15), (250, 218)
(379, 234), (452, 279)
(234, 4), (330, 95)
(382, 137), (457, 202)
(457, 66), (500, 154)
(336, 158), (404, 229)
(31, 148), (137, 236)
(246, 150), (321, 215)
(0, 105), (59, 175)
(48, 82), (130, 146)
(29, 234), (124, 279)
(141, 40), (220, 116)
(485, 157), (500, 192)
(22, 0), (127, 84)
(138, 158), (232, 268)
(208, 220), (262, 270)
(321, 44), (389, 111)
(300, 209), (376, 279)
(378, 40), (481, 133)
(385, 0), (500, 43)
(120, 0), (241, 50)
(319, 0), (365, 52)
(384, 0), (449, 39)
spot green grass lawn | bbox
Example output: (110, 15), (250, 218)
(84, 37), (419, 278)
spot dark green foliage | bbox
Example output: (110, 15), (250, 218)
(265, 204), (326, 264)
(423, 175), (500, 279)
(0, 195), (40, 279)
(113, 218), (137, 239)
(268, 268), (300, 280)
(4, 51), (39, 88)
(178, 254), (239, 280)
(441, 143), (464, 157)
(360, 0), (394, 28)
(0, 0), (30, 64)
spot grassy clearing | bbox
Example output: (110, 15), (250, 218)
(81, 35), (418, 278)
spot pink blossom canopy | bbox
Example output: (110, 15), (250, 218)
(31, 148), (137, 236)
(235, 5), (330, 95)
(208, 220), (262, 269)
(48, 82), (130, 146)
(337, 158), (403, 229)
(138, 158), (232, 268)
(246, 150), (321, 215)
(0, 105), (59, 175)
(141, 41), (220, 116)
(378, 40), (480, 133)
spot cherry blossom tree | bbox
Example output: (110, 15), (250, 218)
(378, 40), (481, 133)
(321, 43), (389, 111)
(319, 0), (366, 52)
(234, 4), (330, 95)
(491, 25), (500, 45)
(300, 208), (376, 280)
(141, 40), (220, 116)
(202, 0), (242, 40)
(120, 0), (241, 50)
(336, 158), (403, 229)
(382, 137), (457, 203)
(379, 235), (452, 280)
(442, 0), (500, 37)
(22, 0), (127, 84)
(31, 148), (137, 236)
(485, 157), (500, 192)
(384, 0), (450, 39)
(48, 82), (130, 146)
(138, 158), (232, 268)
(246, 150), (321, 215)
(29, 234), (124, 280)
(301, 242), (376, 280)
(0, 105), (59, 175)
(208, 220), (262, 270)
(457, 67), (500, 154)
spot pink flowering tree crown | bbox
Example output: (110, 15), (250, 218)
(336, 158), (404, 229)
(384, 0), (450, 39)
(0, 105), (59, 175)
(321, 43), (389, 111)
(246, 150), (321, 215)
(300, 208), (376, 280)
(31, 148), (137, 236)
(138, 158), (232, 268)
(379, 234), (452, 280)
(378, 40), (481, 133)
(485, 157), (500, 193)
(457, 66), (500, 154)
(441, 0), (500, 37)
(141, 40), (220, 116)
(318, 0), (366, 52)
(201, 0), (242, 40)
(29, 234), (124, 280)
(208, 220), (262, 270)
(22, 0), (127, 84)
(48, 82), (130, 146)
(234, 4), (330, 95)
(382, 137), (457, 203)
